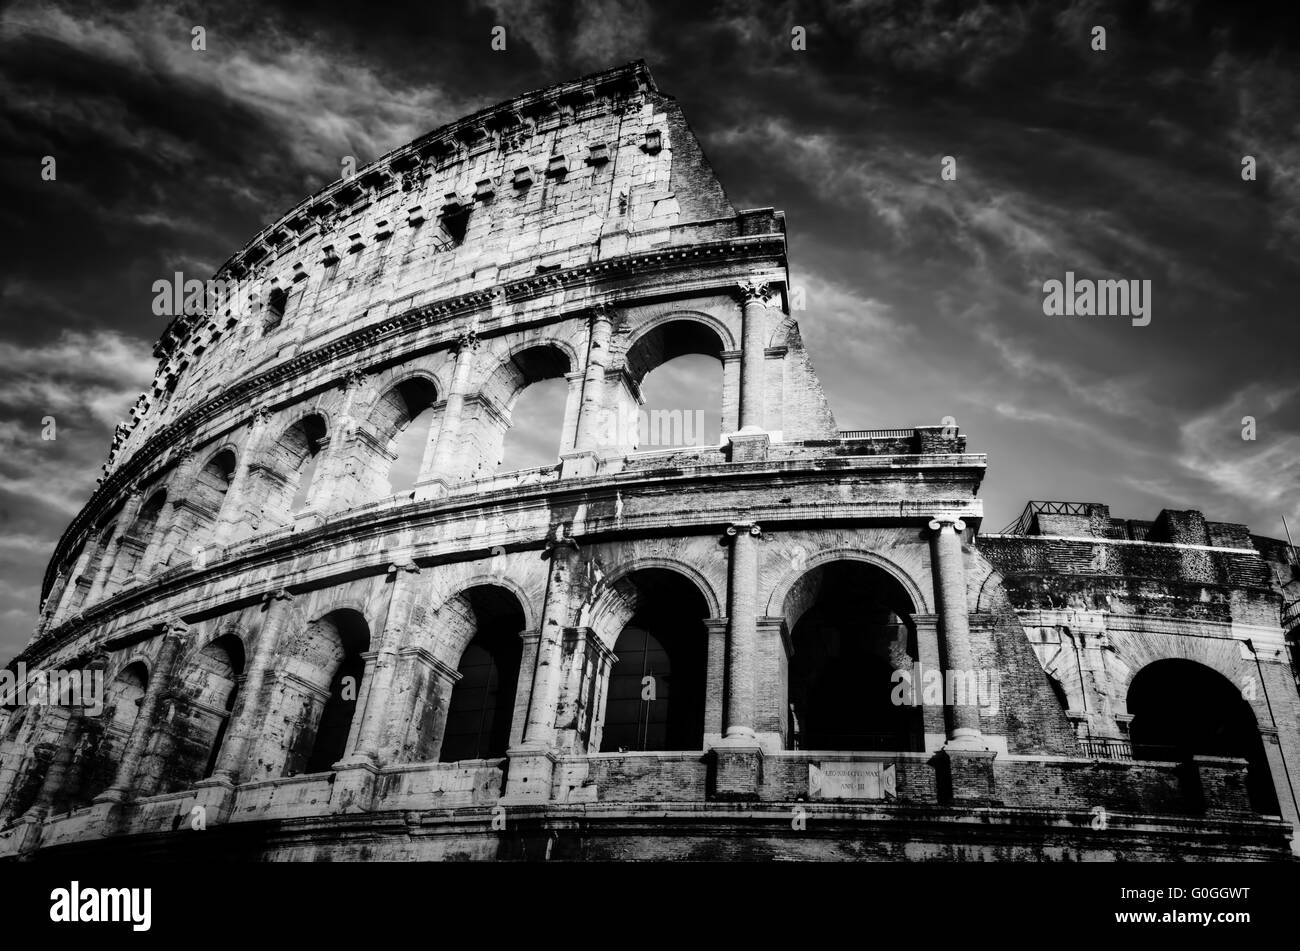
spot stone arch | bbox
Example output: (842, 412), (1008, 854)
(436, 583), (528, 763)
(779, 554), (926, 753)
(276, 607), (372, 776)
(1126, 657), (1280, 814)
(622, 310), (737, 367)
(159, 448), (237, 568)
(155, 631), (247, 793)
(239, 411), (329, 536)
(589, 566), (712, 753)
(465, 342), (575, 477)
(586, 555), (723, 635)
(766, 547), (931, 622)
(81, 659), (149, 801)
(1108, 633), (1252, 714)
(441, 571), (540, 633)
(766, 312), (798, 350)
(358, 373), (440, 498)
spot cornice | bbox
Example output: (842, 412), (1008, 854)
(26, 453), (987, 665)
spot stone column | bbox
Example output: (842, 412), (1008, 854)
(736, 280), (772, 434)
(207, 590), (295, 782)
(911, 613), (948, 750)
(574, 305), (613, 451)
(346, 563), (421, 764)
(504, 531), (578, 800)
(94, 619), (190, 804)
(703, 617), (729, 745)
(419, 330), (478, 498)
(928, 516), (983, 748)
(520, 535), (578, 746)
(723, 521), (762, 742)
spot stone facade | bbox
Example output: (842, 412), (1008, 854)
(1, 62), (1297, 861)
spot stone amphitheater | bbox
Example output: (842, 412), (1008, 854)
(2, 61), (1297, 861)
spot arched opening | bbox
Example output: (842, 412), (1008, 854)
(193, 449), (236, 520)
(82, 662), (148, 801)
(157, 635), (247, 790)
(599, 568), (708, 753)
(240, 415), (327, 538)
(122, 491), (167, 577)
(79, 520), (119, 605)
(289, 609), (371, 775)
(288, 417), (327, 513)
(439, 586), (525, 762)
(622, 319), (725, 453)
(637, 355), (721, 450)
(1128, 658), (1280, 814)
(479, 345), (571, 477)
(370, 377), (439, 497)
(785, 560), (923, 752)
(500, 376), (568, 471)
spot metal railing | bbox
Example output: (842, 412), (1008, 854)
(838, 429), (915, 440)
(999, 500), (1096, 536)
(1078, 737), (1133, 760)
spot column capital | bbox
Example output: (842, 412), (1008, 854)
(586, 302), (616, 325)
(342, 367), (369, 391)
(247, 405), (274, 429)
(386, 561), (421, 576)
(734, 278), (774, 306)
(155, 616), (190, 642)
(725, 521), (762, 539)
(453, 328), (480, 353)
(261, 587), (294, 607)
(928, 514), (967, 533)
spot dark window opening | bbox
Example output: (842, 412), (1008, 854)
(600, 569), (707, 752)
(787, 561), (923, 752)
(1128, 658), (1280, 815)
(440, 590), (524, 762)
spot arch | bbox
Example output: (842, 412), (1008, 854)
(622, 314), (728, 388)
(240, 412), (328, 535)
(766, 312), (798, 350)
(81, 661), (149, 801)
(595, 567), (710, 753)
(278, 607), (371, 776)
(473, 342), (575, 476)
(364, 375), (440, 497)
(481, 342), (575, 411)
(438, 584), (527, 763)
(157, 633), (246, 791)
(442, 572), (540, 632)
(625, 310), (737, 362)
(766, 547), (931, 622)
(783, 557), (924, 753)
(1127, 658), (1279, 814)
(587, 556), (723, 633)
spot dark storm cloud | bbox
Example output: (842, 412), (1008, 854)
(0, 0), (1296, 657)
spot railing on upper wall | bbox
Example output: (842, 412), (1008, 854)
(999, 500), (1095, 536)
(1078, 737), (1133, 760)
(837, 429), (915, 440)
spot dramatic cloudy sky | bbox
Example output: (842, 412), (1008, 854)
(0, 0), (1297, 658)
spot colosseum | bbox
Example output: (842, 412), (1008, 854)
(1, 60), (1297, 862)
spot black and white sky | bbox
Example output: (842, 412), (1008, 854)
(1, 0), (1297, 659)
